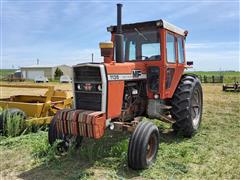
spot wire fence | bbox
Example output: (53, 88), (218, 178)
(197, 75), (240, 83)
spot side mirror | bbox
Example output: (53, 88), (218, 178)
(99, 41), (113, 57)
(187, 61), (193, 66)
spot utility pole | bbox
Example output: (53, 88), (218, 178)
(91, 53), (94, 63)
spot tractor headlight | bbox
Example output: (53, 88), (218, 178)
(97, 84), (102, 91)
(109, 123), (114, 130)
(77, 84), (81, 90)
(154, 94), (159, 99)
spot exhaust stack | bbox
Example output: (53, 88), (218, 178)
(115, 3), (124, 63)
(117, 3), (122, 34)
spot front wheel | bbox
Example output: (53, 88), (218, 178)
(128, 121), (160, 170)
(48, 115), (83, 151)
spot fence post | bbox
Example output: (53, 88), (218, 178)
(198, 75), (202, 82)
(220, 76), (223, 83)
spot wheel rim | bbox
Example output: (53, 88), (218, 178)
(57, 135), (77, 151)
(191, 87), (202, 128)
(146, 133), (157, 163)
(64, 135), (79, 147)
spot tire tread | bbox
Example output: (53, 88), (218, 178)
(170, 75), (203, 137)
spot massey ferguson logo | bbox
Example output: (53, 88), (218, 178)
(132, 70), (142, 78)
(108, 70), (146, 81)
(83, 83), (93, 91)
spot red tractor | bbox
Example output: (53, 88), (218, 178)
(48, 4), (203, 170)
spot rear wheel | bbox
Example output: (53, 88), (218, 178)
(170, 75), (203, 137)
(48, 115), (83, 151)
(0, 111), (4, 133)
(128, 121), (160, 170)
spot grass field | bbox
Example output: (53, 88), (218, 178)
(0, 69), (16, 78)
(0, 82), (240, 179)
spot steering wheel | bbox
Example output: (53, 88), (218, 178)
(148, 55), (161, 60)
(136, 55), (149, 60)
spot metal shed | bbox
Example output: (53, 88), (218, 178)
(21, 64), (72, 80)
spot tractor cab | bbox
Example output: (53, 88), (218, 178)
(107, 20), (188, 62)
(101, 18), (189, 99)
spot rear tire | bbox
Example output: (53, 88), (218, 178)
(48, 115), (83, 151)
(0, 111), (4, 133)
(6, 108), (26, 118)
(128, 121), (160, 170)
(170, 75), (203, 137)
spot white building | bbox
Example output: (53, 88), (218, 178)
(21, 64), (72, 80)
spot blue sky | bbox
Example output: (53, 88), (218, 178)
(1, 0), (239, 71)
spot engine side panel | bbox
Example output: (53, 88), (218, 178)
(106, 63), (146, 119)
(107, 81), (124, 118)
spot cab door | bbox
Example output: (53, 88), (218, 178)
(163, 31), (185, 98)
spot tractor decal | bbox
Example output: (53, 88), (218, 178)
(108, 73), (147, 81)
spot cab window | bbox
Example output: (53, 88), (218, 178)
(141, 43), (160, 60)
(124, 30), (160, 61)
(166, 32), (176, 63)
(129, 41), (136, 60)
(177, 37), (184, 63)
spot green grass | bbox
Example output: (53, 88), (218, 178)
(0, 84), (240, 179)
(0, 69), (16, 77)
(1, 111), (26, 137)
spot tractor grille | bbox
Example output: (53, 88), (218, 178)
(73, 66), (102, 111)
(75, 93), (102, 111)
(74, 66), (101, 82)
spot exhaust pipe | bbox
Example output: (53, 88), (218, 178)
(117, 3), (122, 34)
(115, 3), (124, 63)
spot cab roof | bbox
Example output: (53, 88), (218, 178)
(107, 19), (187, 36)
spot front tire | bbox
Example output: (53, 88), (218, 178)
(48, 115), (83, 151)
(128, 121), (160, 170)
(170, 75), (203, 137)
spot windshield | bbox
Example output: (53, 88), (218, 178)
(123, 30), (160, 61)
